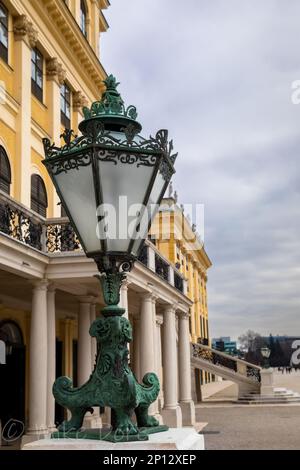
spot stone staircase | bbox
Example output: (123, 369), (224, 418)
(191, 343), (261, 396)
(238, 387), (300, 404)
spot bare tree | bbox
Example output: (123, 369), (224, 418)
(238, 330), (261, 352)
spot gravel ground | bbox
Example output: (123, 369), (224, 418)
(196, 405), (300, 450)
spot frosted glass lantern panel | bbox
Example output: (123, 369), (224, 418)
(131, 171), (166, 256)
(98, 157), (156, 253)
(55, 163), (101, 253)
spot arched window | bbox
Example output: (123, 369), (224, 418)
(31, 174), (48, 217)
(80, 0), (87, 37)
(0, 146), (11, 194)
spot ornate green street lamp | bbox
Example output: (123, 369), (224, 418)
(261, 346), (271, 369)
(42, 75), (177, 442)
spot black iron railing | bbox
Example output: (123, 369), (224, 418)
(192, 343), (261, 383)
(138, 244), (148, 267)
(155, 253), (169, 282)
(0, 194), (43, 251)
(174, 271), (184, 292)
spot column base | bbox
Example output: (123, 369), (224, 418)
(83, 413), (102, 429)
(21, 430), (50, 448)
(179, 400), (195, 426)
(260, 368), (274, 395)
(161, 406), (182, 428)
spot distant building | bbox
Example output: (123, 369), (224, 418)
(212, 336), (237, 355)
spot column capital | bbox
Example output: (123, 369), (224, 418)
(156, 315), (163, 326)
(140, 292), (156, 303)
(164, 303), (178, 315)
(46, 58), (66, 85)
(32, 280), (48, 292)
(13, 15), (38, 48)
(177, 310), (190, 320)
(47, 283), (56, 293)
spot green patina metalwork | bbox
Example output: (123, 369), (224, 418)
(52, 273), (164, 442)
(82, 75), (138, 123)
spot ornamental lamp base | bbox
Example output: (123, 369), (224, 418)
(51, 425), (169, 443)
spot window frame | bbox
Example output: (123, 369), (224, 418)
(0, 146), (11, 195)
(0, 1), (9, 63)
(80, 0), (87, 38)
(60, 82), (71, 128)
(31, 174), (48, 218)
(31, 47), (44, 102)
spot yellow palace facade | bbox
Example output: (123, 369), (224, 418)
(0, 0), (212, 444)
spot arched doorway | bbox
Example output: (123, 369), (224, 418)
(0, 320), (26, 441)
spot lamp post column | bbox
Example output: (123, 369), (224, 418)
(178, 312), (195, 425)
(161, 306), (182, 428)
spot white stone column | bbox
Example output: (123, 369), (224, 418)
(47, 285), (56, 431)
(151, 298), (162, 422)
(156, 316), (164, 411)
(140, 294), (159, 417)
(27, 281), (48, 435)
(161, 306), (182, 428)
(178, 312), (195, 425)
(89, 301), (102, 428)
(13, 15), (37, 206)
(140, 294), (155, 376)
(78, 297), (93, 386)
(119, 281), (129, 320)
(133, 317), (141, 383)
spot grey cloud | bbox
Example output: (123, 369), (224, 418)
(103, 0), (300, 339)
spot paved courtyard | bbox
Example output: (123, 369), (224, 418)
(197, 405), (300, 450)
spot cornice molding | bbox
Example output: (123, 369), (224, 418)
(27, 0), (107, 94)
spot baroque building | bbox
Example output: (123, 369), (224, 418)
(0, 0), (197, 445)
(150, 193), (212, 401)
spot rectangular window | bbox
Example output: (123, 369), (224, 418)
(31, 48), (43, 102)
(0, 2), (8, 63)
(61, 83), (71, 128)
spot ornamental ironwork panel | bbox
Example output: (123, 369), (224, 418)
(0, 200), (42, 250)
(246, 365), (261, 383)
(174, 272), (184, 293)
(155, 253), (169, 282)
(46, 222), (81, 253)
(138, 245), (148, 267)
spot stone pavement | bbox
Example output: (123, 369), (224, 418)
(196, 404), (300, 450)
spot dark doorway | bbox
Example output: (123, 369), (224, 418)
(0, 320), (26, 442)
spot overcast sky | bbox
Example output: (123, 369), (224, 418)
(102, 0), (300, 340)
